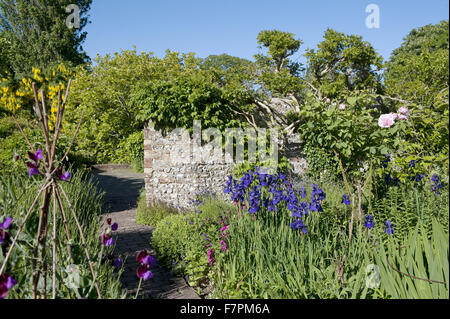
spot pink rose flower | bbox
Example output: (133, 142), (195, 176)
(398, 106), (409, 115)
(378, 114), (396, 128)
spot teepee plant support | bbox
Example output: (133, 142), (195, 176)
(0, 80), (102, 299)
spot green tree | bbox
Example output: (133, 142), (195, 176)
(383, 20), (449, 168)
(305, 28), (383, 99)
(384, 20), (449, 106)
(0, 32), (12, 76)
(0, 0), (91, 78)
(201, 53), (252, 72)
(66, 49), (162, 163)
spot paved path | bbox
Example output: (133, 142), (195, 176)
(91, 166), (200, 299)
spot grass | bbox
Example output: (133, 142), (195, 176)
(0, 169), (126, 299)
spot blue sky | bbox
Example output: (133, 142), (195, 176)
(82, 0), (449, 64)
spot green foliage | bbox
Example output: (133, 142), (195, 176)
(0, 0), (91, 78)
(305, 28), (383, 98)
(371, 175), (449, 239)
(67, 49), (160, 163)
(232, 156), (291, 178)
(0, 170), (125, 299)
(152, 213), (193, 268)
(211, 206), (374, 299)
(116, 131), (144, 172)
(374, 220), (449, 299)
(201, 54), (252, 72)
(254, 30), (304, 96)
(136, 190), (179, 226)
(298, 91), (396, 183)
(151, 197), (232, 291)
(133, 65), (242, 132)
(0, 118), (43, 175)
(0, 34), (12, 76)
(384, 21), (449, 167)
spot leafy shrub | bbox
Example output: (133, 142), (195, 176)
(152, 214), (192, 268)
(136, 190), (178, 226)
(116, 131), (144, 173)
(151, 197), (232, 292)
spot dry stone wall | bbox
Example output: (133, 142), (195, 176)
(144, 121), (308, 209)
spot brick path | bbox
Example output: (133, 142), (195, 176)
(92, 166), (200, 299)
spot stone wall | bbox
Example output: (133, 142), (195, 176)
(144, 121), (307, 209)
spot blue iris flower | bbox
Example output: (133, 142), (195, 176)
(341, 194), (350, 206)
(363, 215), (375, 229)
(384, 220), (395, 235)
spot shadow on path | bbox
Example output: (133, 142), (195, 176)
(90, 166), (200, 299)
(91, 168), (144, 213)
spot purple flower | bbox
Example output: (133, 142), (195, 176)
(0, 274), (18, 299)
(112, 258), (122, 269)
(341, 194), (350, 206)
(207, 248), (215, 266)
(105, 237), (115, 246)
(220, 240), (227, 252)
(363, 215), (375, 229)
(142, 255), (157, 268)
(290, 219), (307, 233)
(27, 149), (43, 162)
(57, 168), (71, 181)
(384, 220), (395, 235)
(100, 233), (115, 246)
(136, 264), (153, 280)
(27, 161), (40, 178)
(111, 222), (118, 231)
(136, 250), (149, 264)
(409, 160), (415, 168)
(431, 175), (442, 195)
(398, 106), (409, 115)
(0, 217), (12, 230)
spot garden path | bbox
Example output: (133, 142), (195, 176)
(91, 165), (200, 299)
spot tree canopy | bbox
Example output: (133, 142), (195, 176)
(0, 0), (92, 78)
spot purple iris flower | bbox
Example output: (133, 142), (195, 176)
(341, 194), (350, 206)
(290, 219), (307, 233)
(431, 175), (442, 195)
(112, 258), (122, 269)
(299, 187), (307, 199)
(409, 160), (415, 168)
(381, 155), (391, 169)
(311, 184), (326, 201)
(363, 215), (375, 229)
(384, 220), (395, 235)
